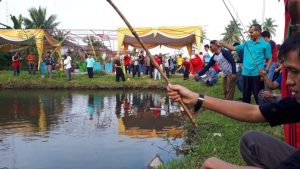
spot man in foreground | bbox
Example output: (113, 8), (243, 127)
(167, 33), (300, 169)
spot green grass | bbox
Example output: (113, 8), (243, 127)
(0, 70), (284, 168)
(0, 70), (168, 89)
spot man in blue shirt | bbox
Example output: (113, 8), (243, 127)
(220, 24), (272, 103)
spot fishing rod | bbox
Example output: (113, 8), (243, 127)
(106, 0), (197, 127)
(222, 0), (260, 71)
(222, 0), (270, 90)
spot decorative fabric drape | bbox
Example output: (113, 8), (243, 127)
(0, 29), (61, 69)
(117, 26), (202, 55)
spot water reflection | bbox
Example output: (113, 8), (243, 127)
(117, 93), (182, 138)
(0, 90), (183, 169)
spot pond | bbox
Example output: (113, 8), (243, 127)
(0, 90), (184, 169)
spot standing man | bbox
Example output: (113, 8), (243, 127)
(132, 53), (140, 78)
(44, 51), (53, 78)
(203, 44), (211, 66)
(114, 55), (125, 82)
(196, 40), (237, 100)
(26, 51), (36, 75)
(221, 24), (272, 103)
(163, 56), (170, 78)
(145, 55), (151, 75)
(153, 54), (161, 80)
(176, 54), (183, 74)
(261, 30), (279, 80)
(123, 54), (131, 74)
(85, 54), (95, 79)
(12, 52), (21, 76)
(63, 54), (72, 81)
(138, 51), (145, 74)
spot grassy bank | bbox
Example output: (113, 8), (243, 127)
(0, 70), (284, 168)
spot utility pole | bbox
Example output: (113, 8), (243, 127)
(262, 0), (265, 23)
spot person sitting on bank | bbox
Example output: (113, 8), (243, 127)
(258, 68), (282, 105)
(167, 33), (300, 169)
(199, 67), (220, 87)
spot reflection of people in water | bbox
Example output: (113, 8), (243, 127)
(123, 97), (131, 116)
(87, 95), (95, 120)
(115, 93), (122, 117)
(151, 94), (161, 118)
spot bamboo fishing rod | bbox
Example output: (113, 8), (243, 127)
(107, 0), (197, 127)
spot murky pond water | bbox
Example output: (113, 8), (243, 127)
(0, 90), (184, 169)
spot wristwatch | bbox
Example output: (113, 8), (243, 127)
(194, 94), (205, 112)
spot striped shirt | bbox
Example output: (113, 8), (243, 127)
(213, 52), (232, 76)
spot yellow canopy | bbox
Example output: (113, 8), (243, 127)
(0, 29), (62, 69)
(117, 26), (202, 56)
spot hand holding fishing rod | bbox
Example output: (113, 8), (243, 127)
(106, 0), (197, 127)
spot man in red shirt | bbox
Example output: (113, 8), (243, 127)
(123, 54), (131, 74)
(12, 52), (21, 76)
(177, 57), (192, 80)
(153, 54), (161, 80)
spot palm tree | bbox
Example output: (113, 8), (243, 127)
(248, 19), (260, 28)
(23, 6), (60, 30)
(262, 18), (277, 37)
(200, 28), (207, 43)
(221, 20), (243, 45)
(10, 14), (23, 29)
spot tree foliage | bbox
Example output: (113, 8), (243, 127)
(23, 6), (59, 30)
(10, 14), (23, 29)
(262, 18), (278, 37)
(221, 21), (243, 45)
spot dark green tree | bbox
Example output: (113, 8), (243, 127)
(10, 14), (23, 29)
(23, 6), (60, 30)
(221, 20), (243, 45)
(262, 18), (277, 37)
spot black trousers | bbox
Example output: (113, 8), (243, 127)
(164, 67), (170, 78)
(125, 65), (131, 74)
(87, 67), (94, 78)
(242, 75), (264, 103)
(240, 131), (296, 169)
(133, 65), (140, 77)
(183, 68), (190, 80)
(116, 69), (125, 81)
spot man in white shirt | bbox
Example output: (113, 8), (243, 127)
(64, 55), (72, 81)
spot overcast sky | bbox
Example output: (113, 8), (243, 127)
(0, 0), (285, 54)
